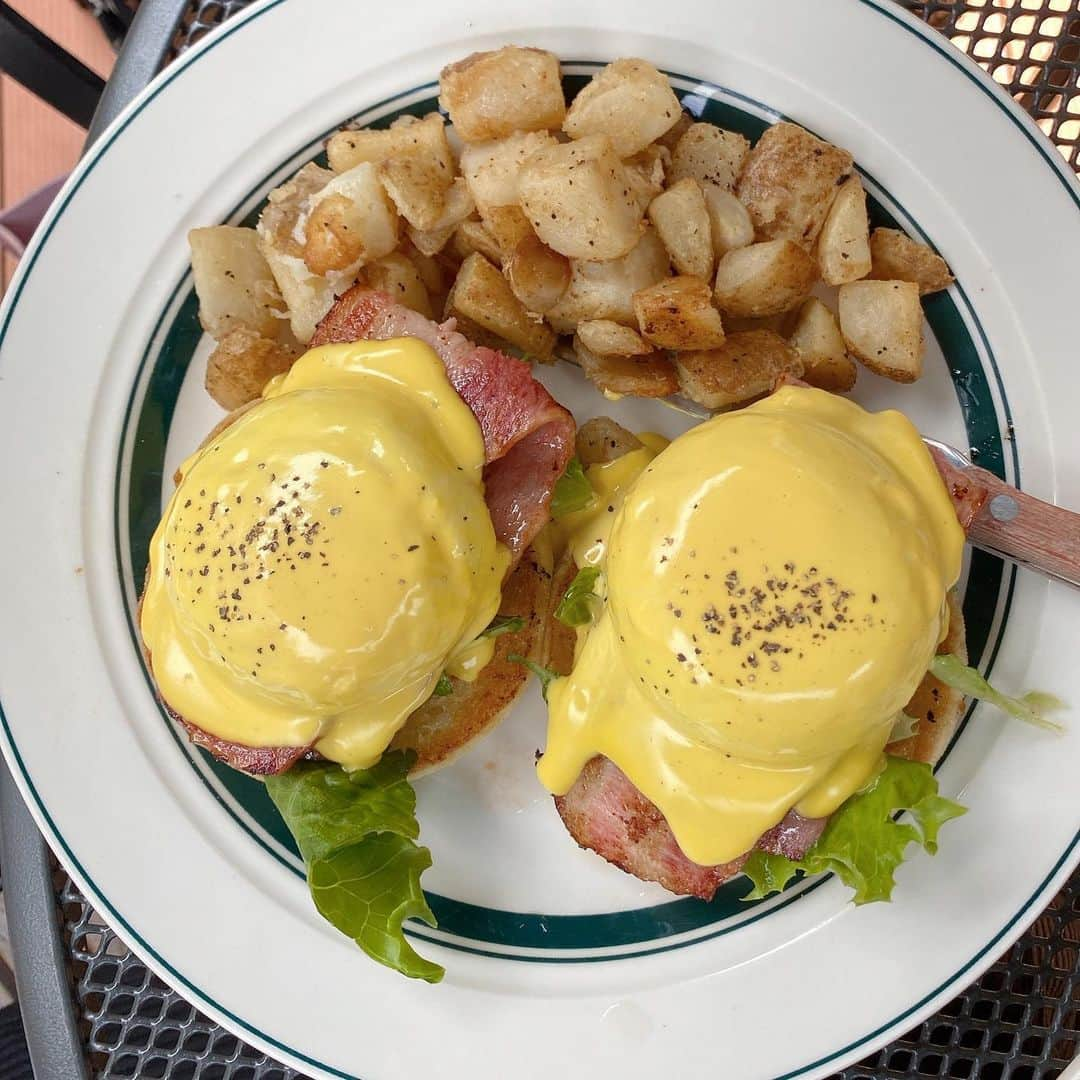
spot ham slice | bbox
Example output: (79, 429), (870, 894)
(311, 287), (575, 556)
(554, 756), (825, 901)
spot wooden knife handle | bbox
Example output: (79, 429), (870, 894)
(964, 465), (1080, 589)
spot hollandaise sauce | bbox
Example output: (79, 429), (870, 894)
(538, 386), (964, 865)
(140, 340), (509, 770)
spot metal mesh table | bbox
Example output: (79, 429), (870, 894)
(2, 2), (1078, 1077)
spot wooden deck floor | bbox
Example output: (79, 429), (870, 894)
(1, 0), (115, 289)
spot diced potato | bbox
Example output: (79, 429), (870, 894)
(817, 176), (871, 285)
(787, 297), (857, 391)
(503, 233), (571, 313)
(439, 47), (565, 142)
(573, 335), (678, 397)
(656, 110), (694, 151)
(446, 252), (555, 357)
(624, 145), (668, 215)
(669, 123), (750, 192)
(188, 226), (283, 340)
(364, 252), (433, 318)
(576, 416), (644, 464)
(304, 162), (400, 270)
(736, 121), (854, 247)
(205, 327), (299, 410)
(257, 163), (367, 342)
(480, 204), (534, 254)
(868, 228), (954, 294)
(713, 239), (817, 317)
(563, 58), (681, 158)
(459, 131), (557, 216)
(518, 134), (644, 260)
(407, 223), (453, 258)
(402, 177), (475, 247)
(302, 195), (365, 277)
(545, 228), (670, 330)
(675, 330), (804, 409)
(701, 184), (754, 256)
(401, 240), (445, 295)
(326, 113), (454, 175)
(576, 319), (653, 357)
(723, 313), (787, 334)
(451, 219), (505, 265)
(378, 155), (452, 231)
(838, 280), (923, 382)
(647, 178), (714, 280)
(634, 276), (726, 350)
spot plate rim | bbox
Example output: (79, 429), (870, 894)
(0, 0), (1077, 1077)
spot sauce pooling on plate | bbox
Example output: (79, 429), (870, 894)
(140, 340), (509, 770)
(538, 386), (965, 865)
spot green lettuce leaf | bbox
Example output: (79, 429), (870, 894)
(481, 615), (525, 639)
(555, 566), (602, 627)
(507, 653), (559, 700)
(265, 753), (443, 982)
(930, 653), (1064, 732)
(551, 457), (595, 519)
(742, 756), (967, 905)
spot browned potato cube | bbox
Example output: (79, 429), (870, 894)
(439, 47), (565, 142)
(503, 233), (571, 313)
(188, 226), (283, 340)
(634, 276), (727, 350)
(736, 121), (854, 247)
(817, 176), (871, 285)
(459, 131), (557, 217)
(675, 330), (804, 409)
(670, 123), (750, 192)
(838, 280), (923, 382)
(576, 319), (653, 357)
(364, 252), (433, 318)
(546, 228), (670, 331)
(518, 135), (644, 260)
(576, 416), (644, 464)
(713, 239), (817, 317)
(868, 228), (954, 294)
(701, 184), (754, 256)
(402, 177), (475, 253)
(451, 220), (504, 266)
(656, 110), (694, 151)
(787, 297), (857, 392)
(205, 327), (299, 410)
(378, 155), (451, 231)
(447, 252), (555, 357)
(624, 145), (668, 215)
(563, 58), (681, 158)
(480, 204), (534, 254)
(647, 178), (714, 280)
(573, 336), (679, 397)
(326, 113), (454, 175)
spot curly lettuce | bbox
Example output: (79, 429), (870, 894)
(555, 566), (602, 627)
(265, 751), (443, 982)
(930, 654), (1064, 732)
(743, 756), (966, 905)
(551, 457), (595, 518)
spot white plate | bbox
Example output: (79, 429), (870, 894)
(0, 1), (1077, 1076)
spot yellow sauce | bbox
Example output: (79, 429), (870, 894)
(140, 339), (509, 769)
(538, 386), (964, 865)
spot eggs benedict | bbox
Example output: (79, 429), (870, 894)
(140, 288), (575, 980)
(141, 337), (514, 769)
(537, 385), (974, 901)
